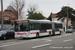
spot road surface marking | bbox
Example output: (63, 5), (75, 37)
(0, 41), (28, 47)
(32, 43), (51, 48)
(63, 39), (73, 42)
(0, 42), (15, 45)
(52, 34), (72, 39)
(32, 39), (52, 41)
(45, 39), (52, 42)
(0, 39), (51, 47)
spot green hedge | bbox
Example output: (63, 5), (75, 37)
(0, 20), (11, 24)
(5, 20), (11, 24)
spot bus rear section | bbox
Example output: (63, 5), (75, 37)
(52, 21), (63, 35)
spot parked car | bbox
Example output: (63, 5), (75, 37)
(0, 26), (8, 30)
(8, 26), (14, 30)
(0, 30), (15, 40)
(3, 26), (14, 30)
(66, 29), (73, 33)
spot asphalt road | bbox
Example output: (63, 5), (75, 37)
(0, 32), (75, 50)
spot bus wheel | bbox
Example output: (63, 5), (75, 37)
(36, 33), (39, 38)
(58, 31), (61, 35)
(3, 36), (7, 40)
(49, 32), (51, 36)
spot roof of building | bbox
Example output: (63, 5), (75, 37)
(51, 13), (58, 18)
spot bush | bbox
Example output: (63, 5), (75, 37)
(4, 20), (11, 24)
(0, 20), (11, 24)
(4, 20), (6, 24)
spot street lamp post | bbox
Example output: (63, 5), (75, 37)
(1, 0), (4, 30)
(17, 0), (20, 20)
(66, 4), (69, 30)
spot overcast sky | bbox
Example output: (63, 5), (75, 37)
(0, 0), (75, 18)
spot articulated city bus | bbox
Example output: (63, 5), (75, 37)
(52, 21), (63, 35)
(14, 19), (63, 39)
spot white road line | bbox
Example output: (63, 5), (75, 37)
(0, 42), (15, 45)
(63, 39), (73, 42)
(52, 34), (72, 39)
(0, 41), (27, 47)
(45, 39), (52, 42)
(0, 39), (17, 43)
(32, 43), (51, 49)
(31, 39), (52, 42)
(0, 39), (51, 47)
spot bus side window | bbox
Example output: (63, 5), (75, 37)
(30, 24), (35, 30)
(34, 23), (40, 30)
(49, 24), (52, 29)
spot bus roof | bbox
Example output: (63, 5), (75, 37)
(30, 20), (52, 23)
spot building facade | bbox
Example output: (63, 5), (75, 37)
(51, 13), (71, 31)
(0, 11), (17, 23)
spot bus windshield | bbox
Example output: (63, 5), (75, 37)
(15, 21), (30, 32)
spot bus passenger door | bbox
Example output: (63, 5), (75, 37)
(40, 24), (46, 33)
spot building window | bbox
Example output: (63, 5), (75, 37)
(5, 17), (8, 20)
(55, 18), (57, 21)
(65, 18), (67, 22)
(60, 18), (63, 22)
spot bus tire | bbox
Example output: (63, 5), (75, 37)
(3, 36), (7, 40)
(58, 31), (61, 35)
(49, 32), (51, 36)
(36, 33), (39, 38)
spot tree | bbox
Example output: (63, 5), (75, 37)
(57, 6), (75, 21)
(27, 4), (38, 17)
(27, 12), (45, 20)
(6, 0), (25, 19)
(47, 12), (52, 21)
